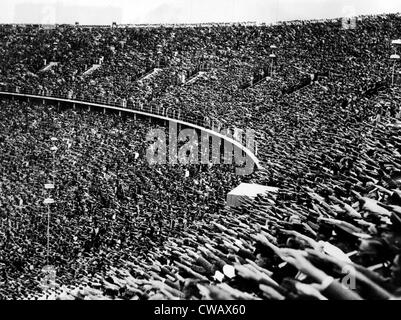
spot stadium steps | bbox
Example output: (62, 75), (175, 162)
(184, 71), (206, 86)
(242, 76), (271, 89)
(39, 62), (59, 73)
(82, 64), (101, 76)
(27, 71), (38, 78)
(249, 76), (272, 88)
(137, 68), (163, 82)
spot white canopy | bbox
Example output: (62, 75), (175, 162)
(227, 183), (278, 207)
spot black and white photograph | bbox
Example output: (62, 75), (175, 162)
(0, 0), (401, 310)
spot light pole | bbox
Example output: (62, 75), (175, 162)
(269, 53), (277, 78)
(390, 54), (400, 86)
(390, 39), (401, 86)
(44, 139), (57, 266)
(39, 137), (59, 296)
(269, 44), (278, 78)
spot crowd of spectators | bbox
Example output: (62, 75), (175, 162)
(0, 13), (401, 300)
(0, 100), (244, 299)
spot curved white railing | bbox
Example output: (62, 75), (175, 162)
(0, 89), (262, 170)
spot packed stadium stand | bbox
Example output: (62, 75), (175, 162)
(0, 13), (401, 300)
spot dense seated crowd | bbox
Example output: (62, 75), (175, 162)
(0, 100), (245, 299)
(0, 13), (401, 299)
